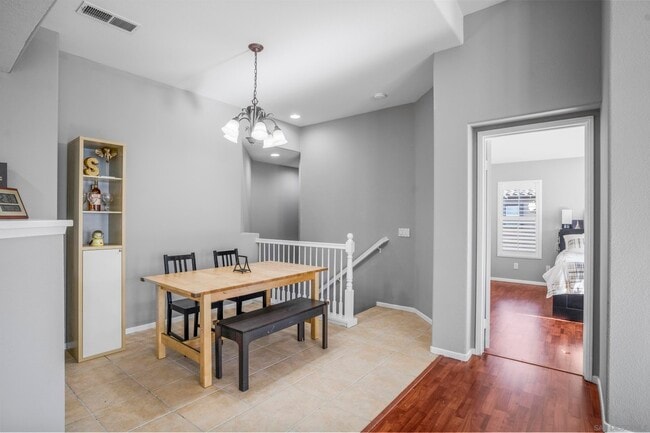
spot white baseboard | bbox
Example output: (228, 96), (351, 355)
(429, 345), (473, 362)
(491, 277), (546, 286)
(125, 300), (252, 335)
(592, 376), (627, 432)
(375, 301), (432, 324)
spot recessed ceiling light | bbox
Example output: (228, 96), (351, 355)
(290, 113), (301, 119)
(270, 153), (280, 158)
(373, 92), (388, 100)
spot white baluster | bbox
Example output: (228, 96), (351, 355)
(344, 233), (355, 326)
(338, 248), (344, 318)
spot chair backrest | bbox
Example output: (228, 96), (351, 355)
(163, 252), (197, 274)
(213, 248), (238, 268)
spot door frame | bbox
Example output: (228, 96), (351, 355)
(473, 114), (595, 380)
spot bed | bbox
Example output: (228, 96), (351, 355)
(542, 228), (584, 322)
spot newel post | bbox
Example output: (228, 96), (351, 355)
(344, 233), (358, 327)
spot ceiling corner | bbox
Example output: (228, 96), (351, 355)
(434, 0), (464, 46)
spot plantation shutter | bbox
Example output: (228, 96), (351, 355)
(497, 180), (542, 258)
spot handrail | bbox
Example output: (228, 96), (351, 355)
(320, 236), (389, 293)
(256, 237), (346, 250)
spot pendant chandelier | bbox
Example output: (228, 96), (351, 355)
(221, 43), (287, 148)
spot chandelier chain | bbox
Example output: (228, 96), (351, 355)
(252, 51), (259, 107)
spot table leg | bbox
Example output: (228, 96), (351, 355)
(265, 289), (271, 306)
(199, 293), (213, 388)
(310, 272), (320, 340)
(156, 285), (166, 359)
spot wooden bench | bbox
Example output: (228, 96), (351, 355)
(214, 297), (328, 391)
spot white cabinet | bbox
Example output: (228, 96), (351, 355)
(82, 249), (123, 358)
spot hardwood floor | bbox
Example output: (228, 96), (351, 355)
(364, 355), (602, 432)
(487, 280), (583, 375)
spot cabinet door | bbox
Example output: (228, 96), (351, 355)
(82, 249), (122, 358)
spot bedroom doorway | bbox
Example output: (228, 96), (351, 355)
(474, 115), (594, 379)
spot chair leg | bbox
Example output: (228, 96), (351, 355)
(322, 305), (328, 349)
(236, 299), (243, 315)
(193, 311), (199, 337)
(183, 313), (189, 341)
(166, 305), (172, 336)
(217, 301), (224, 321)
(215, 326), (223, 379)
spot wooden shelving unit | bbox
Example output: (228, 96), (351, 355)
(67, 136), (126, 362)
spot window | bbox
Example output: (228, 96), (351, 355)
(497, 180), (542, 259)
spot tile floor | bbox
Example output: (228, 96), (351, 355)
(65, 304), (435, 432)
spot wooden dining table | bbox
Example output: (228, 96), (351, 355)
(142, 261), (327, 387)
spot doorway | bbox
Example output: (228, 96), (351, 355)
(475, 115), (594, 378)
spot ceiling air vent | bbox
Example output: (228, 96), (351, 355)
(76, 1), (140, 33)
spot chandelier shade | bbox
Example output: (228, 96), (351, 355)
(222, 43), (286, 148)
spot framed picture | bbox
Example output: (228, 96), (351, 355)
(0, 188), (28, 219)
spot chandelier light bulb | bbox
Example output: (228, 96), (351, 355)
(263, 136), (276, 148)
(251, 121), (269, 140)
(223, 132), (238, 143)
(272, 127), (288, 146)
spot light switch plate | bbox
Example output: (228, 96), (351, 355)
(398, 228), (410, 237)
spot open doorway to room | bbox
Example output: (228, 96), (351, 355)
(475, 116), (594, 377)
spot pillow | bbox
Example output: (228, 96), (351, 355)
(563, 234), (585, 253)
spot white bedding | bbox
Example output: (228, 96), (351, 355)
(542, 250), (585, 298)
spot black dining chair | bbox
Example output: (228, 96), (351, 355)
(213, 248), (267, 314)
(163, 253), (200, 341)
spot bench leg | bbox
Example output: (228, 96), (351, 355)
(237, 334), (250, 392)
(297, 322), (305, 341)
(215, 326), (223, 379)
(322, 305), (328, 349)
(236, 300), (243, 315)
(183, 313), (190, 341)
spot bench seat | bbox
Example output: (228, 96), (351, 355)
(215, 297), (328, 391)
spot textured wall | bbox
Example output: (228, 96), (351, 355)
(432, 0), (602, 355)
(250, 161), (299, 240)
(605, 1), (650, 429)
(0, 28), (59, 219)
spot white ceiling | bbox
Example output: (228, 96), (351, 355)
(40, 0), (502, 127)
(490, 126), (586, 165)
(0, 0), (57, 72)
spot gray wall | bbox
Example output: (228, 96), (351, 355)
(300, 104), (417, 313)
(491, 157), (585, 282)
(432, 0), (601, 354)
(0, 28), (59, 219)
(414, 88), (434, 318)
(250, 160), (299, 240)
(604, 1), (650, 430)
(0, 234), (66, 431)
(57, 53), (258, 329)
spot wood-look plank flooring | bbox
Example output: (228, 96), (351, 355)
(364, 354), (602, 432)
(487, 280), (583, 374)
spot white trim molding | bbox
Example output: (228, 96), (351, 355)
(592, 376), (628, 432)
(376, 301), (432, 324)
(429, 345), (473, 362)
(490, 277), (546, 286)
(0, 219), (72, 239)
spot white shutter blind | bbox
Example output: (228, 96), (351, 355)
(497, 180), (542, 258)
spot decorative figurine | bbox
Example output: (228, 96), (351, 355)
(89, 230), (104, 247)
(95, 147), (118, 163)
(233, 255), (251, 273)
(87, 181), (102, 211)
(83, 157), (100, 176)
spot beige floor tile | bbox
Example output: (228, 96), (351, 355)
(95, 392), (168, 432)
(263, 334), (311, 357)
(263, 353), (316, 384)
(132, 359), (194, 391)
(379, 351), (435, 378)
(65, 354), (112, 375)
(354, 368), (416, 402)
(133, 412), (200, 432)
(152, 375), (218, 410)
(330, 385), (390, 421)
(248, 347), (289, 372)
(65, 393), (92, 425)
(66, 363), (127, 394)
(291, 402), (370, 432)
(293, 369), (353, 399)
(65, 415), (106, 432)
(177, 390), (250, 430)
(111, 349), (173, 375)
(76, 376), (149, 413)
(214, 386), (321, 432)
(220, 370), (292, 407)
